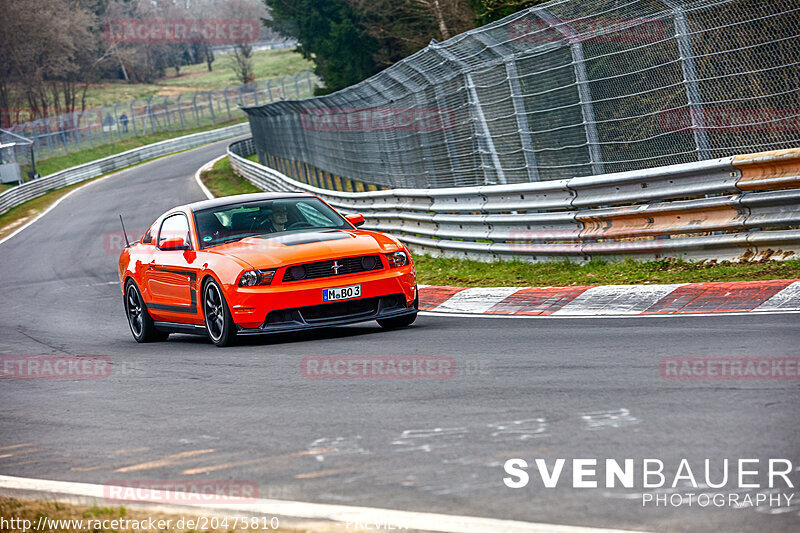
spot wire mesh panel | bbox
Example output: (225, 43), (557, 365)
(243, 0), (800, 189)
(4, 72), (317, 163)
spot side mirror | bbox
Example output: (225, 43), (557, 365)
(346, 214), (365, 227)
(159, 236), (189, 250)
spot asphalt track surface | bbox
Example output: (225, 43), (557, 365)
(1, 139), (799, 533)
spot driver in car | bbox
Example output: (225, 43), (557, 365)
(265, 204), (288, 232)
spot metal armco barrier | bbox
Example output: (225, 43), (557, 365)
(0, 123), (250, 216)
(229, 138), (800, 262)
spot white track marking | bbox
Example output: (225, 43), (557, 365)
(552, 284), (685, 315)
(433, 287), (522, 314)
(754, 280), (800, 311)
(0, 172), (117, 248)
(489, 418), (549, 440)
(580, 409), (639, 431)
(0, 475), (652, 533)
(194, 155), (225, 200)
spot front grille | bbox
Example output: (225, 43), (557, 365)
(282, 255), (382, 282)
(302, 297), (381, 322)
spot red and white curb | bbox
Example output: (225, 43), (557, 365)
(419, 279), (800, 317)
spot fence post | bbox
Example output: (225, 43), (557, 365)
(432, 43), (507, 185)
(208, 91), (216, 123)
(533, 8), (604, 175)
(504, 57), (540, 181)
(44, 118), (54, 156)
(164, 97), (172, 130)
(130, 101), (137, 136)
(224, 88), (232, 120)
(112, 103), (121, 140)
(146, 95), (157, 133)
(470, 32), (541, 182)
(176, 95), (185, 129)
(99, 107), (108, 144)
(661, 0), (711, 161)
(84, 111), (95, 148)
(307, 72), (314, 96)
(192, 93), (200, 126)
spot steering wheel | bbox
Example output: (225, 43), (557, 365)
(286, 221), (313, 230)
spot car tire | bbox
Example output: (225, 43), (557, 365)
(203, 278), (237, 347)
(124, 280), (168, 343)
(377, 293), (418, 329)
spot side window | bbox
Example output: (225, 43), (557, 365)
(296, 201), (336, 226)
(158, 214), (191, 249)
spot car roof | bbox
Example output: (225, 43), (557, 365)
(182, 192), (315, 212)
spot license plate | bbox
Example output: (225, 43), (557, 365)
(323, 284), (361, 302)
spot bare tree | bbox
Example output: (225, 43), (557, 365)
(346, 0), (474, 68)
(0, 0), (102, 125)
(224, 0), (268, 84)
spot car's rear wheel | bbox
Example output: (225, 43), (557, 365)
(125, 280), (168, 343)
(203, 278), (237, 347)
(377, 293), (418, 329)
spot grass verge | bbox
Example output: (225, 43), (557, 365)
(196, 158), (800, 287)
(82, 49), (312, 107)
(22, 119), (246, 178)
(200, 156), (261, 197)
(414, 256), (800, 286)
(0, 498), (308, 533)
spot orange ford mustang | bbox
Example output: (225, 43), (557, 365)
(119, 193), (418, 346)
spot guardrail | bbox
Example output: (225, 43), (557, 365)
(228, 139), (800, 262)
(0, 123), (250, 216)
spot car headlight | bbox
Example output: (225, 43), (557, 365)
(238, 269), (276, 286)
(385, 251), (409, 268)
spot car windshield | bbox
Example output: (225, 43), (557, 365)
(193, 198), (349, 249)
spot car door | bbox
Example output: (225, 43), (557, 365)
(144, 213), (200, 322)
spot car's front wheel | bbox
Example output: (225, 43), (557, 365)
(203, 278), (237, 347)
(124, 280), (168, 343)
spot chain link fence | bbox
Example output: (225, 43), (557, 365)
(5, 71), (317, 166)
(243, 0), (800, 189)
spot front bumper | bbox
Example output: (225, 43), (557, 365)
(236, 292), (417, 335)
(228, 265), (416, 330)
